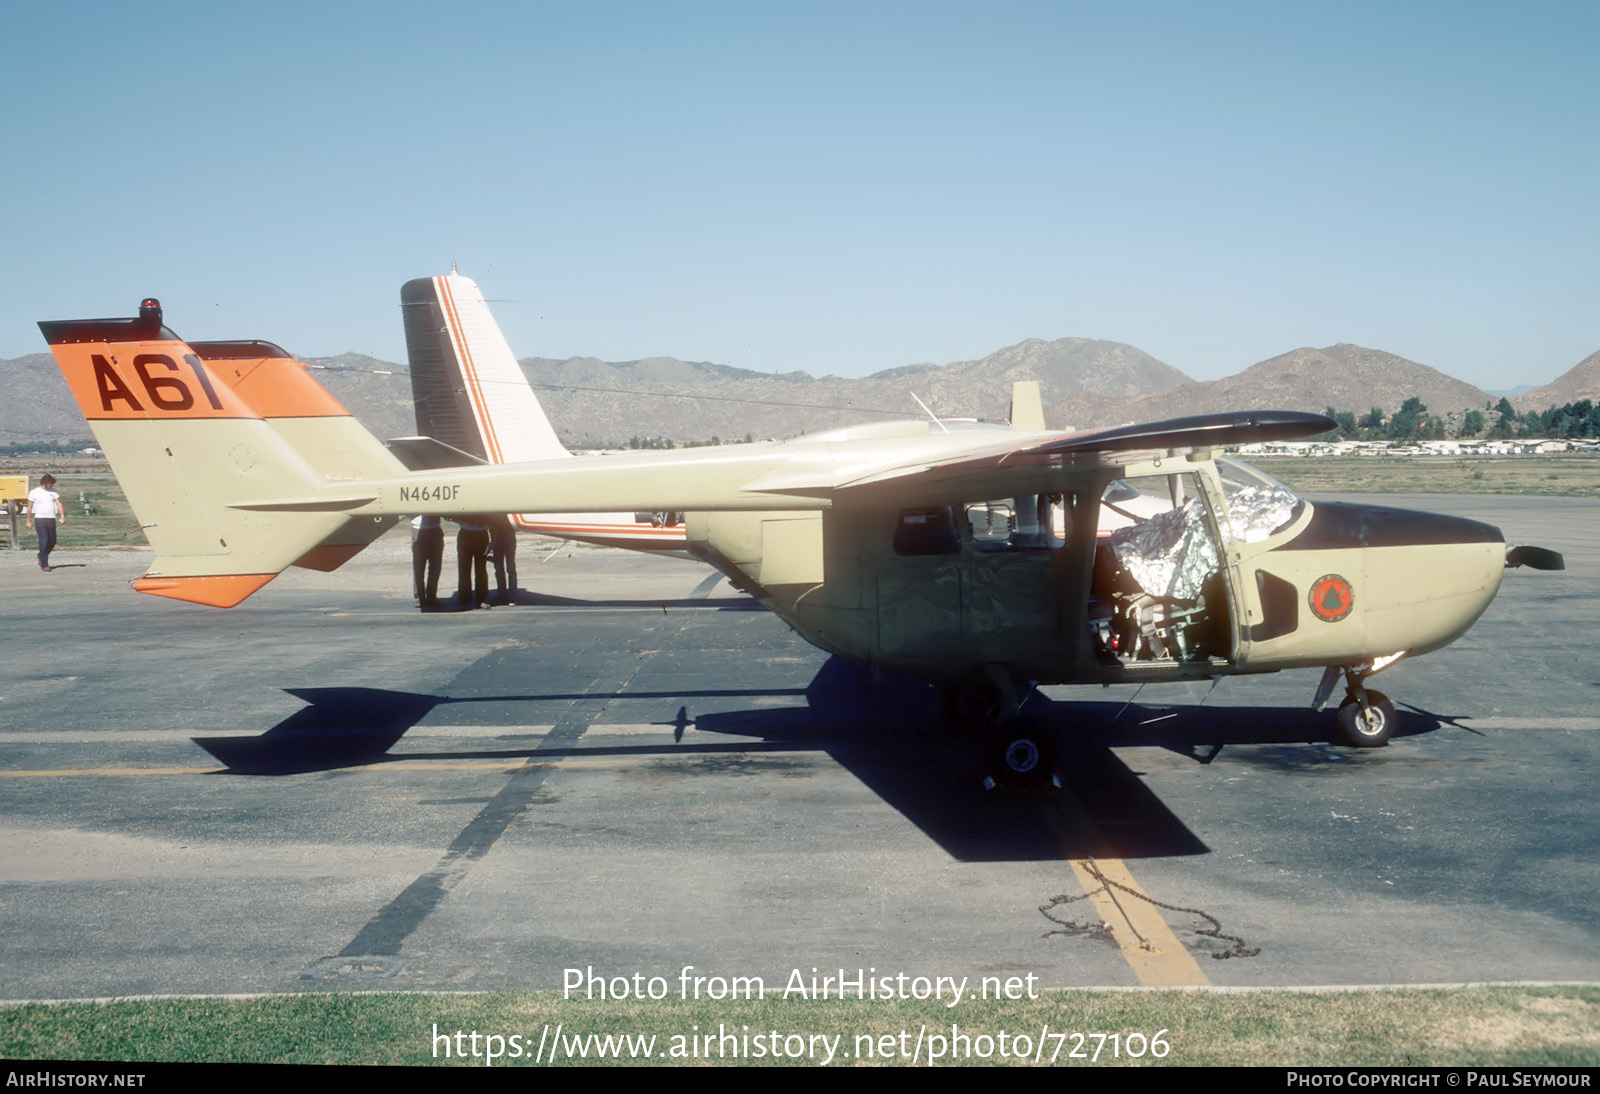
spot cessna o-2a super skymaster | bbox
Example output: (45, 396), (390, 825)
(38, 299), (1563, 784)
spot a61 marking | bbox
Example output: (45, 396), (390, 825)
(93, 352), (225, 413)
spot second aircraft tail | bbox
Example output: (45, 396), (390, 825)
(400, 270), (570, 464)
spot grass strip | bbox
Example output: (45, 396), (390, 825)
(1256, 455), (1600, 498)
(1, 986), (1595, 1067)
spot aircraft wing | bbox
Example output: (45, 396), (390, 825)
(923, 411), (1335, 473)
(750, 410), (1338, 499)
(236, 411), (1337, 518)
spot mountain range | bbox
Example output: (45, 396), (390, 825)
(4, 337), (1596, 448)
(1511, 349), (1600, 411)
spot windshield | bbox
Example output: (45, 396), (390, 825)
(1215, 456), (1305, 543)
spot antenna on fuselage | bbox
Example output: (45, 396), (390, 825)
(910, 392), (949, 433)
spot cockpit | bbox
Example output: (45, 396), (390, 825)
(879, 455), (1310, 674)
(1090, 458), (1306, 666)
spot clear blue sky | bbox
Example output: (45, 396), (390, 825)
(3, 1), (1595, 388)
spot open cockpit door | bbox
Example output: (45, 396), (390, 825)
(1088, 466), (1238, 669)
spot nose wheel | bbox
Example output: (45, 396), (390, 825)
(1335, 688), (1396, 747)
(1317, 665), (1401, 748)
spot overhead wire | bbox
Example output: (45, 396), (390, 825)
(302, 360), (983, 420)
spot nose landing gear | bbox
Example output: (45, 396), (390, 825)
(1336, 688), (1396, 747)
(1316, 664), (1399, 748)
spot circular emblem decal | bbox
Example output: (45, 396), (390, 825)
(1309, 574), (1354, 622)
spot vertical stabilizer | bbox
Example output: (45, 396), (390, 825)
(400, 271), (570, 463)
(1009, 381), (1045, 431)
(397, 271), (691, 551)
(38, 306), (352, 606)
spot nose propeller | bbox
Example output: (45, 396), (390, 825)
(1505, 546), (1565, 570)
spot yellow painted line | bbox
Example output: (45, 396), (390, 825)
(1066, 857), (1209, 987)
(1050, 789), (1210, 987)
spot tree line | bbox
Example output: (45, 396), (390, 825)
(2, 439), (97, 456)
(1319, 398), (1600, 442)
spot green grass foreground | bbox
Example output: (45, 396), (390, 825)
(2, 987), (1596, 1067)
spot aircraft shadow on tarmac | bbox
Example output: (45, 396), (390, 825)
(427, 592), (768, 611)
(192, 658), (1446, 863)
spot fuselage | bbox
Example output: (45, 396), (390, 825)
(685, 454), (1506, 687)
(279, 418), (1508, 689)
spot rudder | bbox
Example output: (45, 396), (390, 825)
(400, 270), (570, 464)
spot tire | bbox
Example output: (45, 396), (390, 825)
(1336, 690), (1396, 747)
(987, 722), (1057, 787)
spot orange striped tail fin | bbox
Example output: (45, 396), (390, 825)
(39, 301), (354, 606)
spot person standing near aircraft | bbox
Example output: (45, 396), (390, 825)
(411, 515), (444, 609)
(488, 514), (518, 605)
(456, 517), (491, 609)
(26, 474), (64, 571)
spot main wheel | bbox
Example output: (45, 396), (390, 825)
(987, 722), (1057, 788)
(1336, 690), (1396, 747)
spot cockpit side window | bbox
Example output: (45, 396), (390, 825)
(893, 506), (960, 556)
(964, 500), (1016, 551)
(962, 494), (1069, 552)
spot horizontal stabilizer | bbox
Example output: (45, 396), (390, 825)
(386, 436), (489, 471)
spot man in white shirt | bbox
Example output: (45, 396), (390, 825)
(26, 474), (65, 572)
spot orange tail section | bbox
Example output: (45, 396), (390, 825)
(39, 301), (356, 606)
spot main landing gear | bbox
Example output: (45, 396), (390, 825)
(1316, 665), (1399, 748)
(941, 671), (1062, 791)
(984, 718), (1060, 791)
